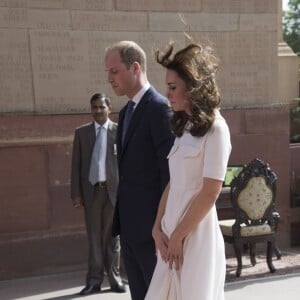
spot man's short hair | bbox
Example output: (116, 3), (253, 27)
(106, 41), (147, 73)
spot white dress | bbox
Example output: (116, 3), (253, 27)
(145, 110), (231, 300)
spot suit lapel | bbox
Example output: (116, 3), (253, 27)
(107, 120), (114, 156)
(117, 108), (125, 156)
(87, 122), (96, 154)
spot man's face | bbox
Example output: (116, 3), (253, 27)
(105, 50), (137, 98)
(91, 98), (111, 125)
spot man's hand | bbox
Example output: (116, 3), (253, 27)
(72, 196), (83, 208)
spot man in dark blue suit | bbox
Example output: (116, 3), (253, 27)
(105, 41), (174, 300)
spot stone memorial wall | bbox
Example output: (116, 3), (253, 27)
(0, 0), (278, 114)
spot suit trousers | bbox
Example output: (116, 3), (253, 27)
(120, 238), (157, 300)
(84, 185), (121, 287)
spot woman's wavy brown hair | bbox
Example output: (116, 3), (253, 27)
(155, 41), (220, 137)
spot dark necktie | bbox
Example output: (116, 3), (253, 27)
(89, 127), (103, 185)
(122, 100), (135, 145)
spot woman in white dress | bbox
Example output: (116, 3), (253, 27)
(145, 41), (232, 300)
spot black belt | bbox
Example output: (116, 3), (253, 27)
(94, 181), (106, 188)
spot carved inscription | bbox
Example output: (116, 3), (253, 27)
(30, 30), (92, 113)
(0, 29), (33, 112)
(29, 9), (71, 30)
(72, 11), (147, 31)
(0, 7), (28, 27)
(0, 0), (26, 8)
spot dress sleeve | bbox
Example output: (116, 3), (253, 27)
(202, 118), (232, 181)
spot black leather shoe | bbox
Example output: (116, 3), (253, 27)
(111, 282), (126, 293)
(79, 285), (101, 296)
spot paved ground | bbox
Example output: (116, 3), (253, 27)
(226, 273), (300, 300)
(1, 247), (300, 300)
(0, 270), (300, 300)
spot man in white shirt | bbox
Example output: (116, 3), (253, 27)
(71, 93), (126, 295)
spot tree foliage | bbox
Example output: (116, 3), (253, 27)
(283, 0), (300, 55)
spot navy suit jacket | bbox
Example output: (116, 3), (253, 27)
(112, 86), (174, 241)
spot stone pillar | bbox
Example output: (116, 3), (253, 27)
(278, 0), (299, 103)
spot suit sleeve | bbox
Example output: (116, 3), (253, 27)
(70, 129), (82, 199)
(150, 102), (174, 191)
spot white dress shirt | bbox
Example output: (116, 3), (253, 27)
(131, 82), (151, 109)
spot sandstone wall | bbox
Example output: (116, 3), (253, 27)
(0, 0), (278, 116)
